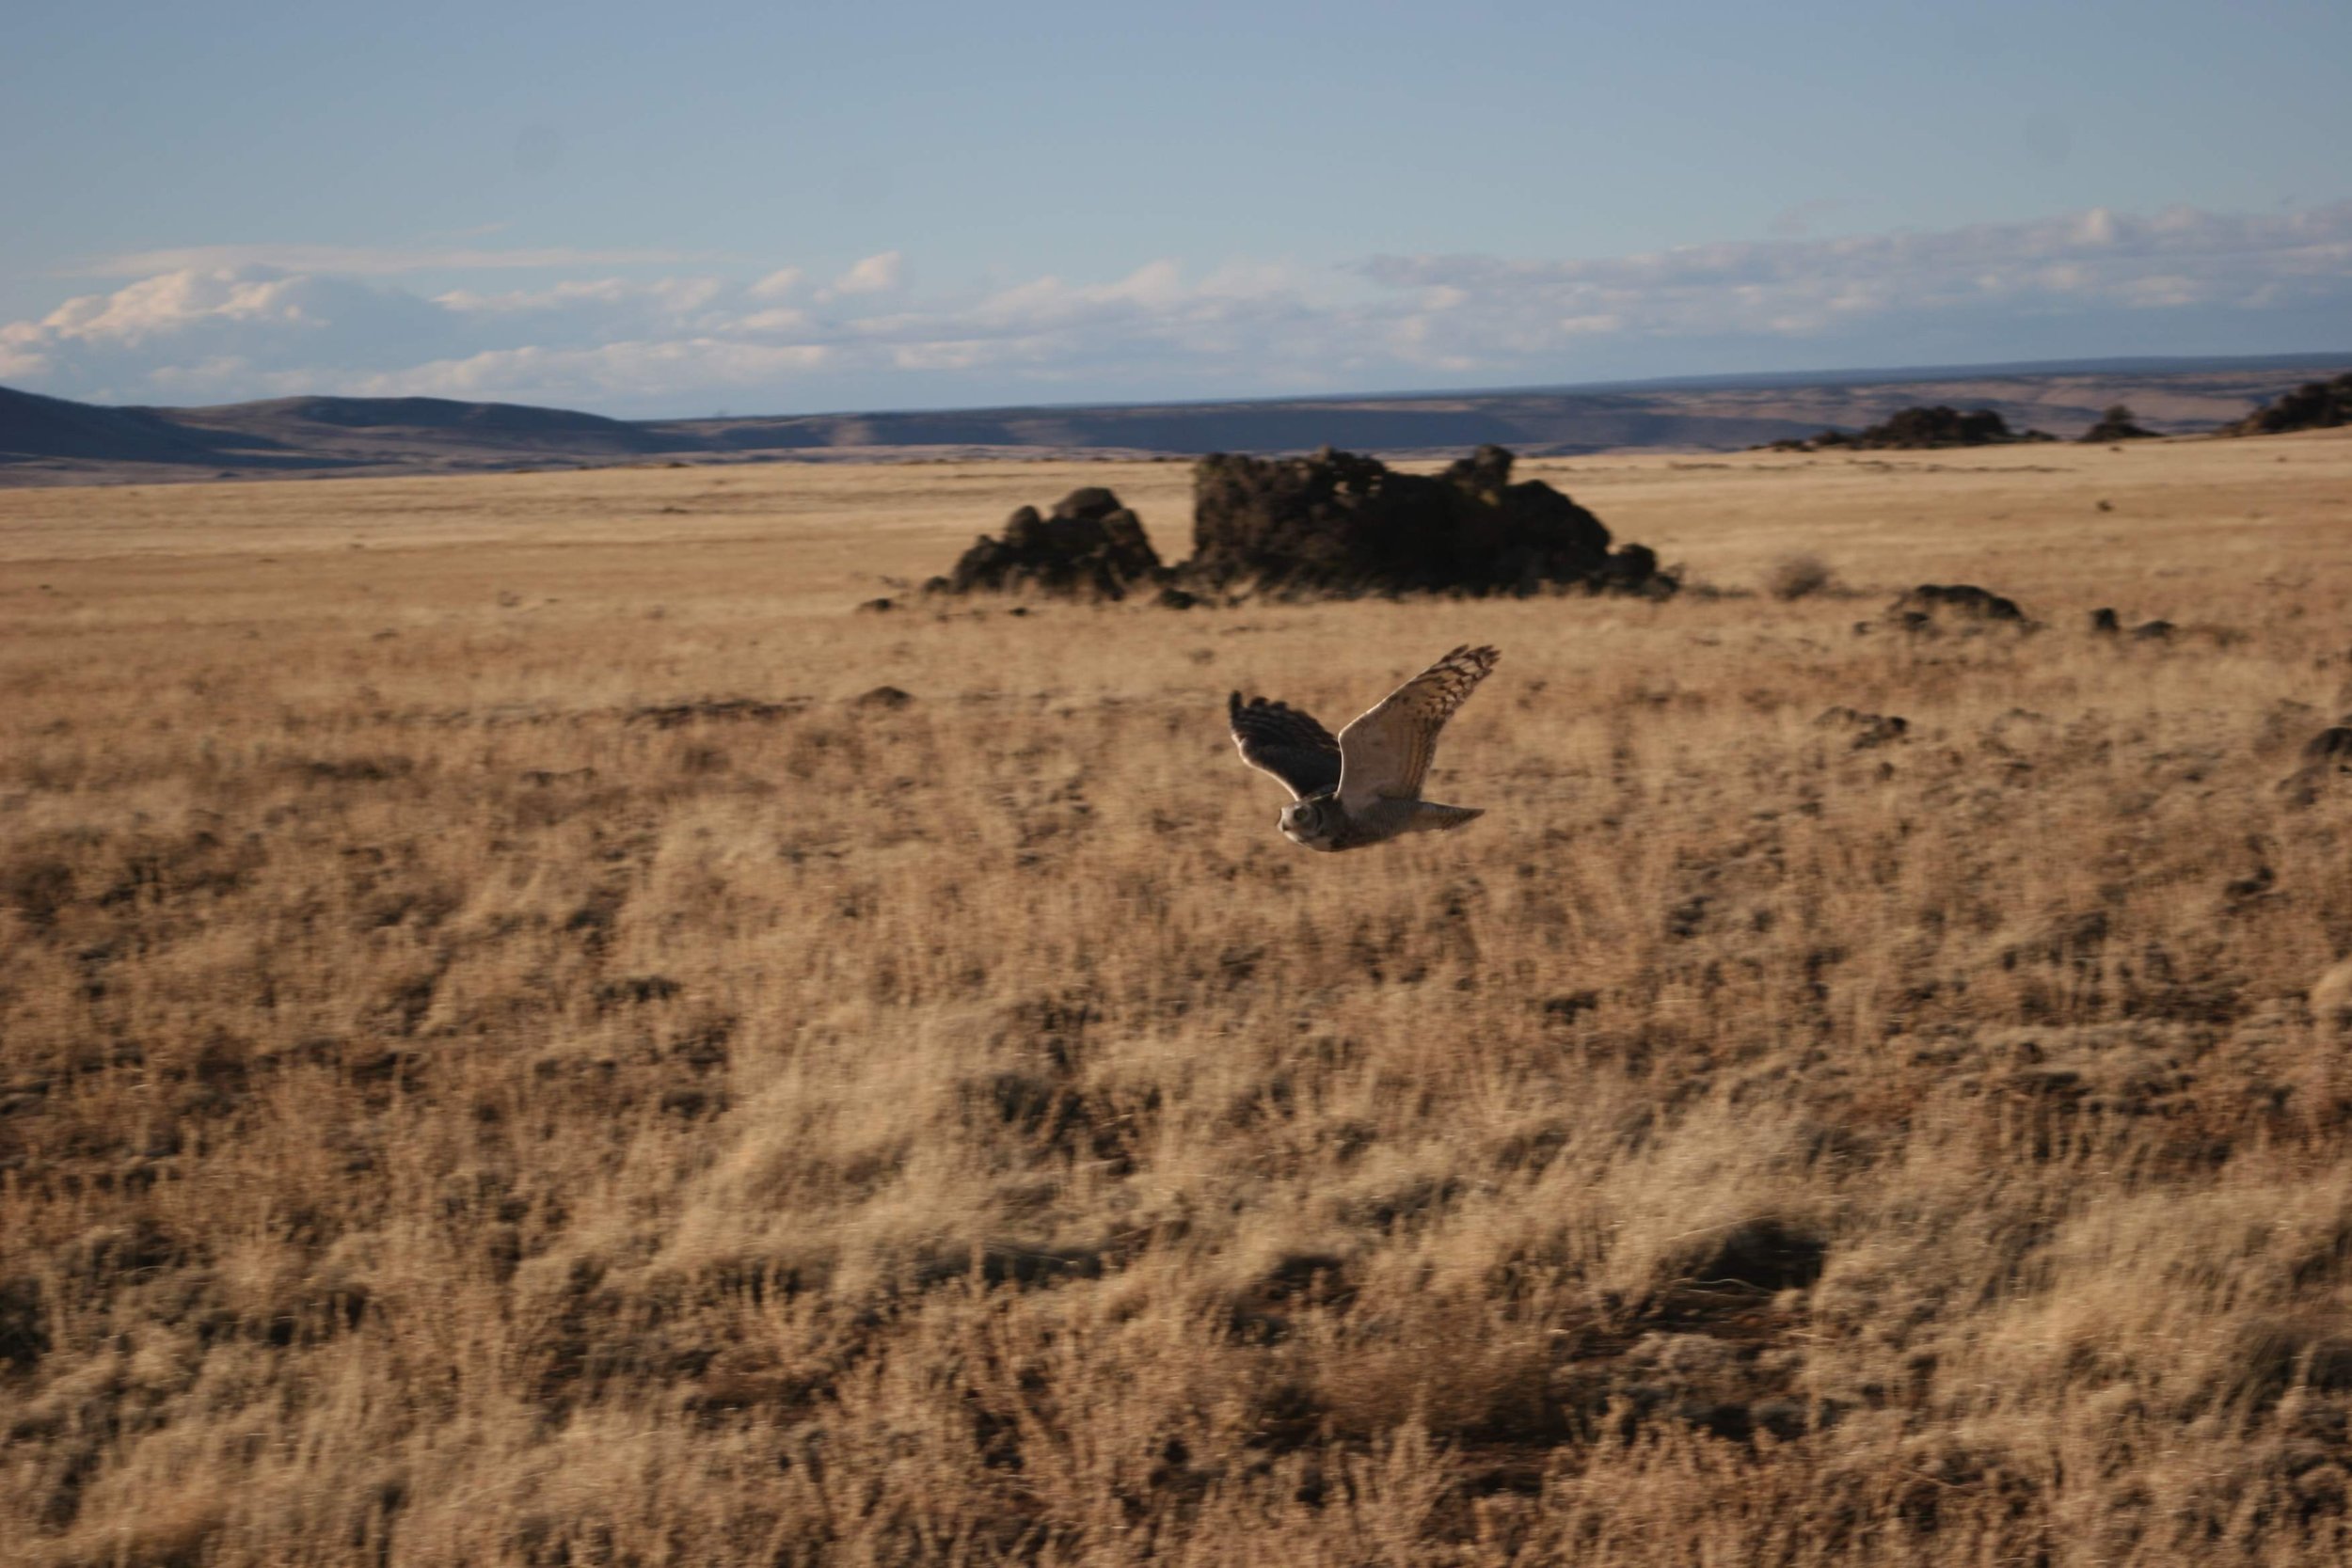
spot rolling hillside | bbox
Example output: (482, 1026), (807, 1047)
(4, 353), (2347, 486)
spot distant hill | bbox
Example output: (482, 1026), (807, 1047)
(0, 391), (696, 483)
(643, 396), (1830, 458)
(0, 385), (253, 467)
(167, 395), (695, 456)
(6, 353), (2350, 487)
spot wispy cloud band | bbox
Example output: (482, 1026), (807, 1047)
(8, 204), (2348, 415)
(69, 244), (714, 278)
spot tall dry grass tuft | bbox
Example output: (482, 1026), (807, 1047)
(5, 433), (2352, 1562)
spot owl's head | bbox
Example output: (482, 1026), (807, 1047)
(1279, 794), (1342, 849)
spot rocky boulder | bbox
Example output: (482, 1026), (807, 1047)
(942, 486), (1167, 600)
(1184, 444), (1669, 598)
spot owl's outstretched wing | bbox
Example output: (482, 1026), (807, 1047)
(1229, 692), (1343, 800)
(1335, 644), (1499, 811)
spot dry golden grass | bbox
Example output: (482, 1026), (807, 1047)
(7, 431), (2352, 1564)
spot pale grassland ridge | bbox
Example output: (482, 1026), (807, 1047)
(4, 431), (2352, 1563)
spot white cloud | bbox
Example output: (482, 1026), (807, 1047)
(1353, 201), (2352, 356)
(6, 202), (2349, 415)
(9, 269), (461, 403)
(72, 244), (707, 278)
(746, 267), (803, 300)
(347, 341), (834, 404)
(827, 250), (903, 296)
(736, 307), (812, 334)
(0, 335), (53, 380)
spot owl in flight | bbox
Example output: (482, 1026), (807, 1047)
(1228, 644), (1500, 851)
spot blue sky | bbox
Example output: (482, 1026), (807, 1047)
(5, 1), (2348, 416)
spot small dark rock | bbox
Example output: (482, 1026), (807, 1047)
(856, 596), (896, 613)
(854, 686), (914, 710)
(1153, 586), (1200, 610)
(1541, 990), (1601, 1023)
(2224, 866), (2276, 905)
(2131, 620), (2175, 641)
(2279, 722), (2352, 806)
(660, 1087), (717, 1118)
(2090, 608), (2122, 635)
(1816, 706), (1909, 749)
(2306, 724), (2352, 764)
(1892, 583), (2028, 626)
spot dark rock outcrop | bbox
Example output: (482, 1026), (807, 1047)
(1897, 583), (2027, 623)
(2080, 404), (2157, 442)
(917, 446), (1669, 606)
(942, 487), (1167, 600)
(1765, 406), (2058, 452)
(2225, 373), (2352, 437)
(1184, 444), (1669, 598)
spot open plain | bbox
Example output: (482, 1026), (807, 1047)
(7, 430), (2352, 1564)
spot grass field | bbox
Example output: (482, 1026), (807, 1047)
(7, 430), (2352, 1565)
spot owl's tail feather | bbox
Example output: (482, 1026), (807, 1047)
(1413, 802), (1485, 834)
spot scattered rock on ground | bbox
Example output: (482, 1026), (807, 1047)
(941, 487), (1167, 601)
(1184, 444), (1671, 598)
(1816, 706), (1909, 748)
(2090, 608), (2174, 640)
(2225, 373), (2352, 437)
(1888, 583), (2030, 628)
(853, 685), (914, 710)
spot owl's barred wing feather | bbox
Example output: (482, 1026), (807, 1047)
(1335, 644), (1500, 810)
(1229, 692), (1343, 801)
